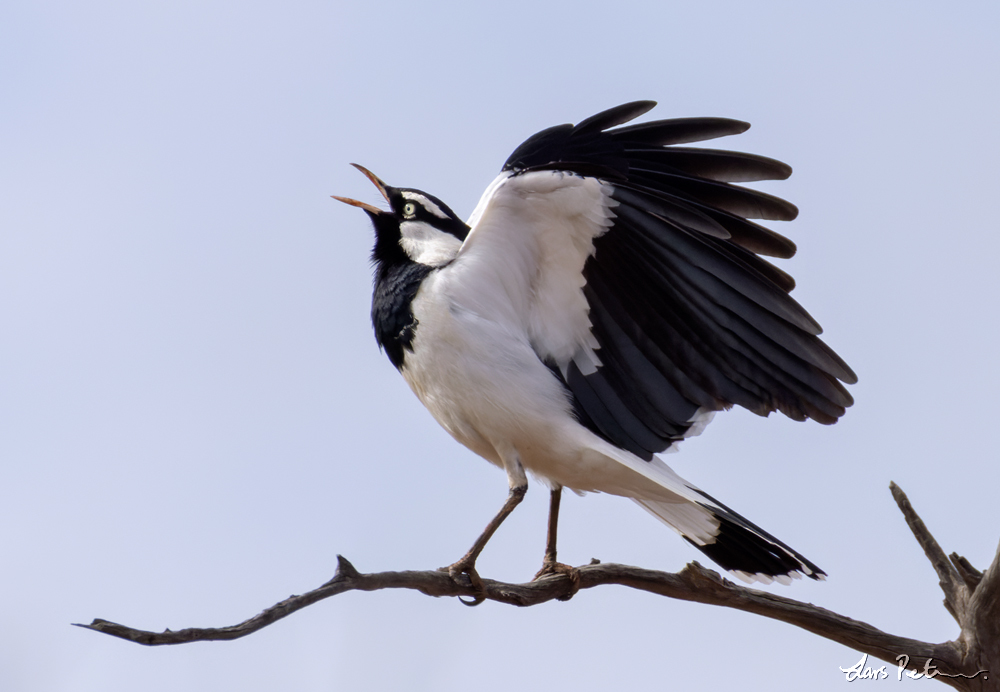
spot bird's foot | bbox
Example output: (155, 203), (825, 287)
(439, 556), (487, 606)
(533, 560), (581, 601)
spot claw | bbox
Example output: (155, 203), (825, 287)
(533, 560), (581, 601)
(458, 594), (485, 607)
(441, 557), (488, 606)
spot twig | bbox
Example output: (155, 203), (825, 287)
(890, 482), (967, 622)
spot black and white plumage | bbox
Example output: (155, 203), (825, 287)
(335, 101), (855, 586)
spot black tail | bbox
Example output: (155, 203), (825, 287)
(685, 500), (826, 584)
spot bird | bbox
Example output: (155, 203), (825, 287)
(334, 101), (855, 595)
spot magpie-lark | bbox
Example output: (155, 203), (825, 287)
(335, 101), (855, 592)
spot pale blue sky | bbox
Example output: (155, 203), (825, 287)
(3, 2), (999, 690)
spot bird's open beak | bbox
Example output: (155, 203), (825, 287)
(331, 163), (392, 214)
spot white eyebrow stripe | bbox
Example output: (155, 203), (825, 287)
(401, 190), (449, 219)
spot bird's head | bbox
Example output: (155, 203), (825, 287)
(334, 164), (470, 268)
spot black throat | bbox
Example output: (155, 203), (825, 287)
(371, 260), (435, 370)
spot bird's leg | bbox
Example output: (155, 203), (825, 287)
(441, 482), (527, 605)
(541, 484), (563, 567)
(533, 485), (581, 600)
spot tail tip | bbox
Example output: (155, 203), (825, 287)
(730, 564), (827, 586)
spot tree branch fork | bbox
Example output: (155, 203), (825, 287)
(78, 485), (1000, 691)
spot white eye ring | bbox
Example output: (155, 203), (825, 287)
(403, 202), (417, 217)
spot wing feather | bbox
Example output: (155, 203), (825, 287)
(623, 147), (793, 183)
(612, 117), (750, 145)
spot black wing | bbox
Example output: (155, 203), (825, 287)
(505, 101), (856, 460)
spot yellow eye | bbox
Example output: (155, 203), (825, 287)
(403, 202), (417, 217)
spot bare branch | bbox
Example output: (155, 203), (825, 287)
(77, 486), (1000, 690)
(968, 541), (1000, 658)
(77, 558), (964, 673)
(890, 482), (969, 622)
